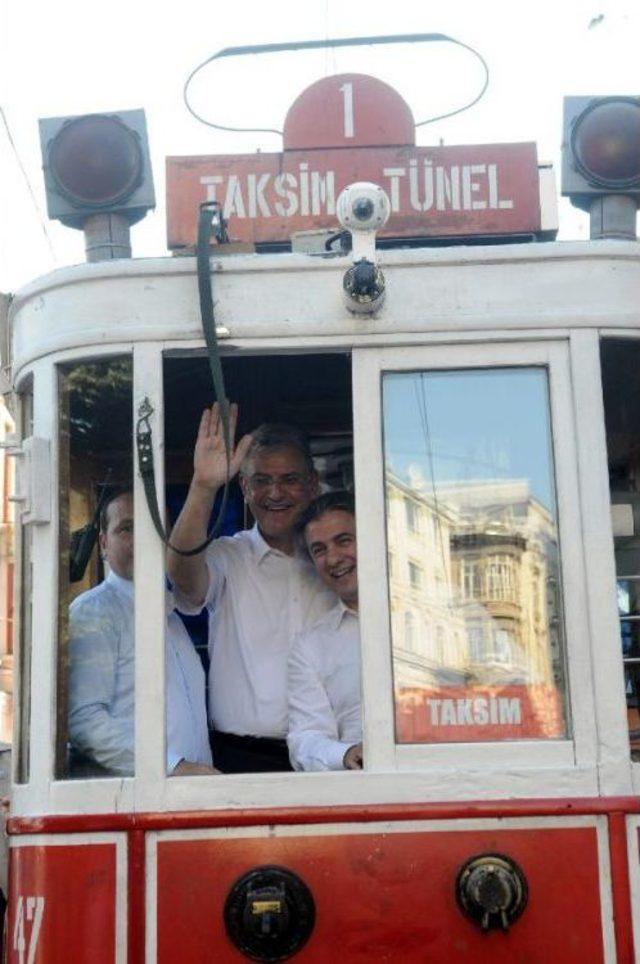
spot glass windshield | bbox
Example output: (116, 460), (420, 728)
(382, 367), (568, 744)
(57, 357), (134, 778)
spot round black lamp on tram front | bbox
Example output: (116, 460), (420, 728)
(562, 95), (640, 240)
(39, 108), (155, 260)
(570, 97), (640, 190)
(48, 114), (144, 210)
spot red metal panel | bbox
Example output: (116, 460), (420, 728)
(128, 831), (145, 964)
(6, 843), (116, 963)
(283, 74), (415, 150)
(8, 796), (640, 836)
(155, 826), (604, 963)
(608, 813), (635, 964)
(166, 142), (540, 248)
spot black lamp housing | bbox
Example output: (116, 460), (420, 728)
(39, 109), (155, 228)
(562, 96), (640, 212)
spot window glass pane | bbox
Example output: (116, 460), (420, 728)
(58, 357), (133, 778)
(383, 367), (568, 744)
(600, 338), (640, 760)
(163, 351), (354, 775)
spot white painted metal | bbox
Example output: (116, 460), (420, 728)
(26, 360), (58, 815)
(354, 340), (597, 783)
(132, 343), (167, 811)
(6, 242), (640, 817)
(570, 331), (633, 796)
(11, 438), (51, 525)
(9, 243), (640, 380)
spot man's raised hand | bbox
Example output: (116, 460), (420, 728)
(193, 402), (253, 491)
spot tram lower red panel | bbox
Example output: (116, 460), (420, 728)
(6, 842), (117, 963)
(155, 825), (606, 963)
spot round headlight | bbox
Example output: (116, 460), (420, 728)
(571, 97), (640, 189)
(48, 114), (144, 207)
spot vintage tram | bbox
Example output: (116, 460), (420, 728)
(3, 64), (640, 962)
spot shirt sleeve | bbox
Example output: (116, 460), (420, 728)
(165, 615), (212, 772)
(287, 634), (353, 772)
(172, 552), (225, 616)
(68, 594), (134, 776)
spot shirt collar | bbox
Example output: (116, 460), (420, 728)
(328, 598), (358, 630)
(249, 523), (305, 564)
(106, 569), (134, 600)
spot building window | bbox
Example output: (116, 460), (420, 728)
(409, 561), (422, 589)
(486, 555), (516, 601)
(469, 625), (484, 662)
(462, 560), (481, 599)
(405, 499), (420, 533)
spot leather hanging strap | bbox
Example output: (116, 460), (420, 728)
(136, 201), (231, 556)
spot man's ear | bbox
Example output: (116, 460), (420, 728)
(98, 531), (107, 559)
(239, 474), (248, 501)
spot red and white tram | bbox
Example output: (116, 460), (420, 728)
(3, 63), (640, 962)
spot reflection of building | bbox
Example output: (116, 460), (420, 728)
(387, 471), (562, 693)
(386, 473), (467, 688)
(443, 479), (560, 689)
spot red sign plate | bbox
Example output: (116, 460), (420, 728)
(396, 684), (564, 743)
(167, 74), (541, 248)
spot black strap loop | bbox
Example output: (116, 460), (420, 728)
(136, 202), (232, 556)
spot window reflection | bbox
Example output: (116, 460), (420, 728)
(383, 367), (568, 744)
(58, 358), (133, 778)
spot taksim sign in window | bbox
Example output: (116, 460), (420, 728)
(382, 367), (568, 744)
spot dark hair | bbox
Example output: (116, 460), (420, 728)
(99, 486), (133, 533)
(297, 490), (355, 533)
(240, 423), (314, 476)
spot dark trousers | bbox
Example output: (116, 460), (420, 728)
(211, 729), (293, 773)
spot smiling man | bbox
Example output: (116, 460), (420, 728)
(287, 491), (363, 772)
(168, 405), (334, 772)
(69, 489), (216, 777)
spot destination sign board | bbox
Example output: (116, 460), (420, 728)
(167, 74), (542, 248)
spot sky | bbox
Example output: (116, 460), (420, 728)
(1, 0), (638, 292)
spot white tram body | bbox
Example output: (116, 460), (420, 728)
(4, 69), (640, 964)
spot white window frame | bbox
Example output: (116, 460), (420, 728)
(353, 340), (599, 794)
(15, 334), (632, 818)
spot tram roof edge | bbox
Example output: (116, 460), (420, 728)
(9, 240), (640, 312)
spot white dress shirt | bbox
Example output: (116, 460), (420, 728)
(69, 571), (211, 775)
(174, 524), (335, 739)
(287, 601), (361, 771)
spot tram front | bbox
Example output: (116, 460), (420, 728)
(4, 71), (640, 964)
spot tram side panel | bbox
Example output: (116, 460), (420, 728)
(7, 837), (122, 964)
(151, 817), (613, 963)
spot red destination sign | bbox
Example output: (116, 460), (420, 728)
(395, 683), (565, 744)
(167, 74), (541, 248)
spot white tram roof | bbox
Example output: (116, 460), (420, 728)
(9, 239), (640, 382)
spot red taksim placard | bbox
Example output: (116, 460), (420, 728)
(167, 73), (541, 247)
(395, 683), (565, 743)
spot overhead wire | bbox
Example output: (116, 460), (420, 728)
(184, 33), (489, 137)
(0, 105), (57, 264)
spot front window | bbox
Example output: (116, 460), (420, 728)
(600, 338), (640, 760)
(57, 357), (134, 779)
(383, 366), (568, 744)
